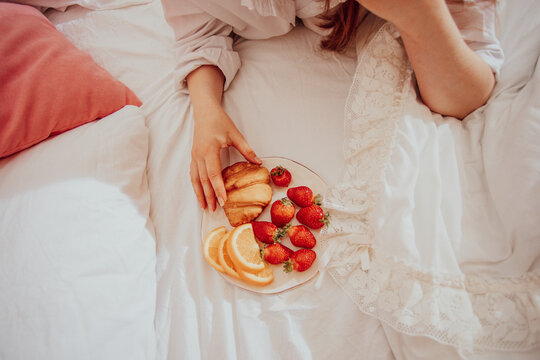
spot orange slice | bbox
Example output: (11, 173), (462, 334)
(227, 223), (264, 272)
(203, 226), (228, 273)
(237, 261), (274, 287)
(218, 231), (241, 280)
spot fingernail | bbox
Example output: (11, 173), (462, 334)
(254, 156), (262, 163)
(218, 197), (225, 207)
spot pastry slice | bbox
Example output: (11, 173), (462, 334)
(221, 162), (272, 226)
(223, 163), (270, 191)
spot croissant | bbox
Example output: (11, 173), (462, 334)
(222, 162), (272, 227)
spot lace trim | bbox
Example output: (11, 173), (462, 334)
(320, 21), (540, 353)
(326, 254), (540, 353)
(321, 21), (411, 252)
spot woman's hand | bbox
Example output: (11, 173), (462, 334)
(187, 65), (260, 211)
(191, 105), (260, 211)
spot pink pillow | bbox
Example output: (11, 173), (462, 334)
(0, 3), (142, 158)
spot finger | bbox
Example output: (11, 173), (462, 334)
(204, 150), (227, 207)
(190, 160), (206, 210)
(197, 160), (217, 212)
(229, 130), (261, 164)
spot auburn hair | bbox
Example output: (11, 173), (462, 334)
(319, 0), (363, 53)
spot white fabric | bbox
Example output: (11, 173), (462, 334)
(162, 0), (504, 92)
(447, 0), (504, 78)
(9, 0), (151, 10)
(223, 25), (355, 186)
(0, 106), (156, 360)
(482, 0), (540, 248)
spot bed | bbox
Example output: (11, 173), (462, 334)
(0, 0), (538, 359)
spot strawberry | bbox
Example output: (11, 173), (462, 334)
(288, 225), (316, 249)
(283, 249), (316, 272)
(270, 198), (295, 227)
(270, 166), (292, 187)
(251, 221), (288, 244)
(261, 243), (293, 265)
(296, 204), (329, 229)
(287, 186), (321, 208)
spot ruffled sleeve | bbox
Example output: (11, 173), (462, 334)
(447, 0), (504, 78)
(161, 0), (241, 93)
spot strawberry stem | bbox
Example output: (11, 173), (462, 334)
(271, 166), (286, 177)
(318, 212), (330, 227)
(273, 223), (291, 242)
(280, 197), (293, 206)
(282, 259), (293, 273)
(314, 194), (322, 206)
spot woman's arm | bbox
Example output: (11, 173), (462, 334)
(161, 0), (259, 210)
(188, 65), (261, 211)
(357, 0), (495, 119)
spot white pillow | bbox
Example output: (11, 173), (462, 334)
(8, 0), (151, 11)
(0, 106), (156, 360)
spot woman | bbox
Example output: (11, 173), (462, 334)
(161, 0), (501, 212)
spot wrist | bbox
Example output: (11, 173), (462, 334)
(192, 100), (225, 122)
(187, 64), (226, 120)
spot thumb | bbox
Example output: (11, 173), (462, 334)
(229, 129), (261, 164)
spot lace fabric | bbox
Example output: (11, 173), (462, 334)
(320, 20), (411, 272)
(320, 20), (540, 354)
